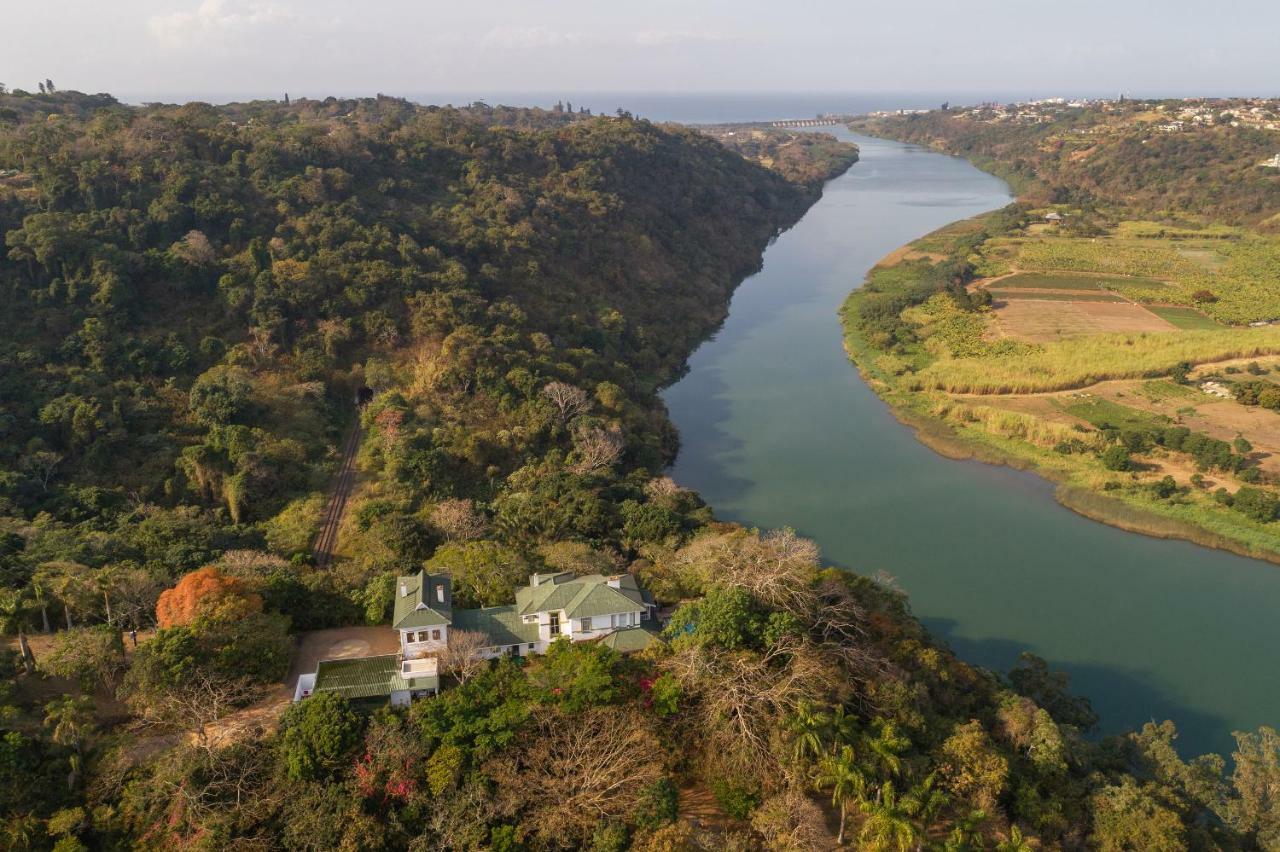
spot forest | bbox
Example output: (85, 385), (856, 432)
(1, 88), (1278, 850)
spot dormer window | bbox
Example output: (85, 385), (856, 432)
(436, 584), (445, 604)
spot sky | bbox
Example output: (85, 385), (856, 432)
(3, 0), (1280, 105)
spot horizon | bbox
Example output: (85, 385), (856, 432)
(5, 1), (1280, 101)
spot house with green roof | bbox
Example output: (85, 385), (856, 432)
(390, 569), (657, 661)
(295, 570), (659, 706)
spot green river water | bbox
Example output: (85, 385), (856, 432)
(662, 130), (1280, 758)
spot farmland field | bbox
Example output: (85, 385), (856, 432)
(991, 299), (1175, 342)
(989, 290), (1127, 303)
(992, 272), (1168, 291)
(1147, 305), (1223, 330)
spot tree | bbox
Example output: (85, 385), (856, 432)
(859, 782), (919, 852)
(425, 541), (531, 609)
(155, 566), (262, 628)
(1101, 445), (1131, 472)
(188, 366), (254, 426)
(43, 695), (95, 788)
(569, 424), (624, 474)
(751, 789), (829, 850)
(814, 744), (866, 845)
(437, 629), (491, 684)
(40, 626), (125, 690)
(939, 721), (1007, 812)
(1228, 726), (1280, 847)
(0, 590), (35, 673)
(1089, 780), (1186, 851)
(278, 692), (362, 782)
(486, 707), (663, 847)
(430, 498), (489, 541)
(542, 382), (590, 425)
(787, 700), (831, 767)
(1232, 487), (1279, 523)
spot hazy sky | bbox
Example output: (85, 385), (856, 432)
(4, 0), (1279, 102)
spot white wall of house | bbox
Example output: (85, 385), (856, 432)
(569, 610), (641, 639)
(400, 626), (448, 656)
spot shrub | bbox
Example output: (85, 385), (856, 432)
(1233, 487), (1279, 523)
(279, 692), (363, 782)
(1101, 445), (1131, 472)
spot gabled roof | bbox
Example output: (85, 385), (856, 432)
(515, 572), (648, 619)
(597, 624), (663, 654)
(312, 654), (438, 699)
(451, 605), (542, 648)
(393, 571), (453, 629)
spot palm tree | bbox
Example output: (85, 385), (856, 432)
(862, 718), (910, 800)
(996, 824), (1035, 852)
(944, 809), (988, 851)
(814, 744), (867, 845)
(860, 782), (920, 852)
(0, 588), (35, 673)
(902, 772), (950, 851)
(788, 700), (831, 766)
(44, 695), (96, 789)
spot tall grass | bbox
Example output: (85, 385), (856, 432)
(919, 327), (1280, 393)
(932, 401), (1106, 449)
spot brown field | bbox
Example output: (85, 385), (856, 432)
(992, 299), (1178, 342)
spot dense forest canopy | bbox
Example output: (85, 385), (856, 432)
(1, 89), (1279, 850)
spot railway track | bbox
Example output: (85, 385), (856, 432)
(312, 421), (362, 569)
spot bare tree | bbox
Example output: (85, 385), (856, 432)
(135, 670), (264, 752)
(541, 381), (590, 424)
(487, 707), (664, 846)
(436, 630), (491, 684)
(170, 230), (217, 266)
(21, 450), (63, 491)
(570, 425), (624, 474)
(247, 326), (278, 366)
(751, 789), (831, 851)
(430, 499), (489, 542)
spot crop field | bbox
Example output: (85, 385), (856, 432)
(991, 299), (1176, 342)
(990, 290), (1127, 303)
(992, 272), (1168, 291)
(1061, 397), (1170, 430)
(917, 326), (1280, 393)
(1147, 306), (1222, 330)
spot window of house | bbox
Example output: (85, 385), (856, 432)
(581, 617), (593, 632)
(431, 629), (441, 641)
(527, 643), (535, 650)
(436, 585), (445, 603)
(549, 613), (560, 635)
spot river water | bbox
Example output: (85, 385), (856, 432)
(662, 130), (1280, 758)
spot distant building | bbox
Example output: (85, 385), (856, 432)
(1262, 154), (1280, 169)
(1044, 212), (1065, 224)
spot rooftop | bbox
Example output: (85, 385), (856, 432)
(392, 571), (452, 629)
(312, 654), (437, 699)
(515, 572), (648, 619)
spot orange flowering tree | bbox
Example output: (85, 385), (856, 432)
(155, 566), (262, 628)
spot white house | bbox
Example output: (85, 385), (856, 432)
(296, 570), (660, 705)
(394, 569), (658, 660)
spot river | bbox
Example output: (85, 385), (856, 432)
(662, 130), (1280, 758)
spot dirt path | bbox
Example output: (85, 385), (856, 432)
(313, 421), (362, 569)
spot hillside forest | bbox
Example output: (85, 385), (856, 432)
(1, 88), (1278, 850)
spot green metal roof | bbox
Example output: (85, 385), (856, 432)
(312, 654), (438, 699)
(451, 605), (541, 648)
(393, 571), (453, 629)
(514, 573), (647, 619)
(597, 625), (663, 653)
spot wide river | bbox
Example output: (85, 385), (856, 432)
(663, 130), (1280, 758)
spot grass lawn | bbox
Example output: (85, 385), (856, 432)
(1147, 305), (1223, 330)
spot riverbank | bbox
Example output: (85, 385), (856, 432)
(838, 208), (1280, 565)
